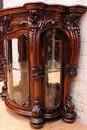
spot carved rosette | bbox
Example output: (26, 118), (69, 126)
(31, 66), (43, 80)
(64, 64), (78, 78)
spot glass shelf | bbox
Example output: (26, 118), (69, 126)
(45, 65), (60, 73)
(8, 61), (28, 72)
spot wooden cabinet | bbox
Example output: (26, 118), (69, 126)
(0, 2), (86, 128)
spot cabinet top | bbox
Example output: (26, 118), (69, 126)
(0, 2), (87, 17)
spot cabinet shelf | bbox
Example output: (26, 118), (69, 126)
(9, 61), (28, 72)
(45, 65), (60, 73)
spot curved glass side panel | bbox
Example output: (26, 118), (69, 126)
(44, 29), (62, 108)
(6, 36), (29, 104)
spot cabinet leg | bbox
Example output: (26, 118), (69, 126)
(62, 96), (77, 123)
(30, 100), (44, 128)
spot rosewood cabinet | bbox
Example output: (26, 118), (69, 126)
(0, 2), (86, 128)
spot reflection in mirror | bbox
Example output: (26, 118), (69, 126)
(44, 29), (63, 108)
(6, 35), (29, 104)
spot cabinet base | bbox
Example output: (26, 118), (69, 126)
(30, 116), (44, 129)
(2, 97), (77, 128)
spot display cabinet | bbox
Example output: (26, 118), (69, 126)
(0, 2), (86, 128)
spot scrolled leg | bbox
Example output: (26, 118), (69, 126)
(30, 100), (44, 128)
(62, 96), (77, 122)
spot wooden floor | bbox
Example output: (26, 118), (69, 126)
(0, 82), (87, 130)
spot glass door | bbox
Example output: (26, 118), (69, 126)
(6, 35), (29, 105)
(44, 29), (63, 108)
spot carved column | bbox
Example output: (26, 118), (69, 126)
(62, 12), (83, 122)
(28, 10), (44, 128)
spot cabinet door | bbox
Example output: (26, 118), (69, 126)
(44, 29), (62, 109)
(6, 35), (31, 108)
(40, 28), (63, 115)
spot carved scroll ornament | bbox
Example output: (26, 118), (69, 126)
(0, 15), (12, 34)
(32, 100), (42, 118)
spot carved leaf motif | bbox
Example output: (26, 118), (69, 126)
(0, 15), (12, 34)
(64, 13), (81, 30)
(69, 65), (78, 78)
(28, 9), (40, 28)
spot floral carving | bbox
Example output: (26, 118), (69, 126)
(29, 10), (39, 26)
(69, 65), (78, 78)
(28, 9), (46, 29)
(64, 13), (81, 45)
(28, 9), (40, 29)
(0, 15), (12, 34)
(64, 13), (81, 30)
(64, 64), (78, 78)
(31, 66), (43, 80)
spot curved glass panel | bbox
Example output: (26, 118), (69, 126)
(6, 36), (29, 104)
(44, 29), (62, 108)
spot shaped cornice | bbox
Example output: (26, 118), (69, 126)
(0, 3), (86, 35)
(0, 3), (86, 17)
